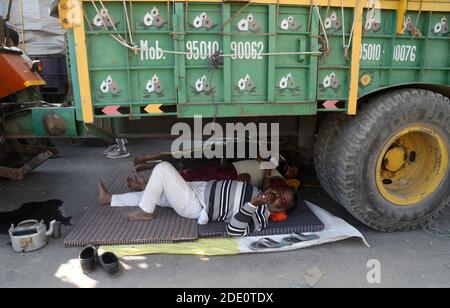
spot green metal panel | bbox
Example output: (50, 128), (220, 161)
(32, 108), (78, 137)
(4, 108), (79, 138)
(3, 110), (34, 137)
(83, 1), (178, 117)
(183, 3), (224, 105)
(177, 3), (319, 116)
(276, 5), (319, 104)
(356, 10), (450, 98)
(76, 2), (449, 119)
(317, 7), (355, 103)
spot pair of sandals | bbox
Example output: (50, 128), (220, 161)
(79, 246), (122, 278)
(249, 232), (320, 251)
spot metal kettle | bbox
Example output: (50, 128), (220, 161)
(9, 220), (61, 253)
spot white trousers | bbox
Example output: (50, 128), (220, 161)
(111, 162), (203, 219)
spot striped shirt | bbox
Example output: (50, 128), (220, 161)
(204, 180), (269, 237)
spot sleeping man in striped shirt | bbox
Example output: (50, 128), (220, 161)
(97, 162), (298, 237)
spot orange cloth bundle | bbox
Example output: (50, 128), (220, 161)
(269, 211), (289, 222)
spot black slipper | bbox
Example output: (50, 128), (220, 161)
(79, 246), (97, 275)
(97, 252), (122, 278)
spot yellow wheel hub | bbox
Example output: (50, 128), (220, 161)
(384, 146), (407, 172)
(376, 125), (449, 206)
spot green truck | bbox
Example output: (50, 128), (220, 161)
(2, 0), (450, 231)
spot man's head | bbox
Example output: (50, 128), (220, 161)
(263, 186), (298, 213)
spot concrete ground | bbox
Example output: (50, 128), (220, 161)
(0, 139), (449, 288)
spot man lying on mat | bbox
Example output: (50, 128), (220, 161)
(130, 155), (299, 191)
(98, 162), (298, 237)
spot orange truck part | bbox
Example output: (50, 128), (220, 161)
(0, 51), (46, 99)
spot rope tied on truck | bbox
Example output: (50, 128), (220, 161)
(343, 0), (363, 59)
(411, 0), (424, 38)
(84, 1), (324, 59)
(88, 0), (141, 53)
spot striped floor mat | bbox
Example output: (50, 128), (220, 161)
(64, 164), (198, 247)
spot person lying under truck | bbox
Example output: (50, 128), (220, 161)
(98, 161), (298, 237)
(131, 154), (299, 191)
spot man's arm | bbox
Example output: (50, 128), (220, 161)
(226, 202), (258, 237)
(226, 193), (268, 237)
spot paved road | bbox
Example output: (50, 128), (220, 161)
(0, 139), (449, 288)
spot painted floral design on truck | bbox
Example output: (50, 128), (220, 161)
(403, 15), (429, 37)
(189, 13), (218, 30)
(277, 73), (300, 94)
(319, 72), (341, 91)
(191, 75), (215, 95)
(235, 14), (261, 33)
(144, 74), (164, 98)
(140, 7), (168, 30)
(99, 75), (123, 99)
(433, 17), (449, 35)
(280, 16), (301, 31)
(364, 8), (382, 32)
(92, 8), (120, 30)
(324, 12), (342, 31)
(359, 71), (375, 88)
(235, 74), (256, 94)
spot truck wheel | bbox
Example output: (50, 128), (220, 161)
(314, 113), (347, 202)
(333, 89), (450, 231)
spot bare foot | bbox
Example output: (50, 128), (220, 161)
(133, 156), (144, 167)
(125, 208), (156, 221)
(126, 177), (146, 191)
(98, 180), (112, 206)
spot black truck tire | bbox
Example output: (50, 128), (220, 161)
(332, 89), (450, 231)
(314, 113), (347, 203)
